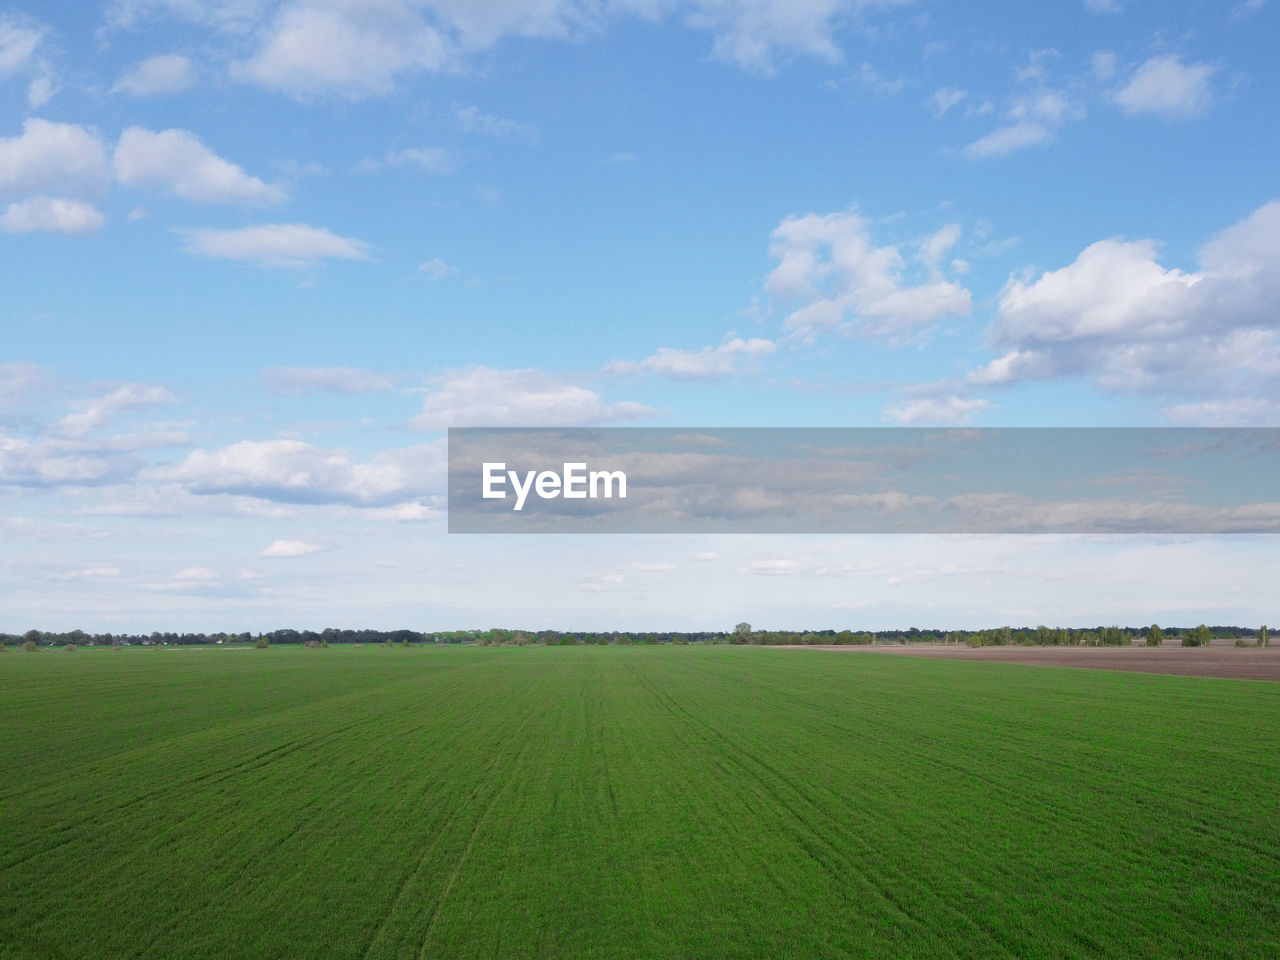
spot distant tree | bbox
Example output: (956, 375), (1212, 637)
(1183, 624), (1213, 647)
(733, 622), (753, 644)
(1260, 625), (1270, 649)
(1146, 624), (1164, 647)
(800, 632), (823, 645)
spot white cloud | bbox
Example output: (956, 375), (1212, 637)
(764, 210), (971, 342)
(606, 337), (776, 380)
(178, 223), (369, 267)
(1084, 0), (1121, 11)
(1114, 55), (1215, 116)
(855, 62), (905, 94)
(50, 565), (122, 581)
(919, 223), (961, 274)
(115, 127), (284, 205)
(973, 200), (1280, 405)
(26, 75), (54, 108)
(1091, 50), (1116, 80)
(883, 396), (992, 424)
(419, 257), (456, 281)
(411, 366), (654, 429)
(963, 121), (1050, 159)
(263, 366), (394, 394)
(455, 105), (538, 142)
(1166, 398), (1278, 426)
(0, 14), (42, 78)
(149, 439), (444, 505)
(126, 0), (915, 101)
(355, 147), (458, 175)
(57, 384), (176, 437)
(963, 90), (1078, 160)
(927, 86), (966, 118)
(260, 538), (324, 558)
(104, 0), (271, 32)
(682, 0), (912, 72)
(0, 119), (109, 200)
(230, 1), (454, 99)
(1, 196), (103, 234)
(0, 362), (48, 404)
(174, 565), (218, 580)
(112, 54), (197, 96)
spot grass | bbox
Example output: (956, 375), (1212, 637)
(2, 645), (1278, 959)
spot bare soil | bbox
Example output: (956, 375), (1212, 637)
(778, 643), (1280, 681)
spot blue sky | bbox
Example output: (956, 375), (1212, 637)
(2, 0), (1278, 632)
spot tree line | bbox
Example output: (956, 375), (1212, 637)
(1, 623), (1271, 650)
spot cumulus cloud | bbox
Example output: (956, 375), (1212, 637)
(606, 337), (776, 380)
(201, 0), (913, 98)
(230, 1), (455, 99)
(1113, 54), (1215, 116)
(112, 54), (197, 96)
(971, 200), (1280, 407)
(114, 127), (284, 204)
(0, 119), (110, 200)
(764, 210), (971, 342)
(1, 196), (103, 234)
(883, 396), (992, 425)
(411, 366), (655, 429)
(178, 223), (369, 267)
(262, 366), (394, 395)
(259, 538), (324, 557)
(148, 439), (444, 505)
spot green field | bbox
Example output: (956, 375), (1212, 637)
(3, 645), (1278, 959)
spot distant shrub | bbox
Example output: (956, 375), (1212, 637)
(1183, 624), (1213, 647)
(966, 635), (987, 648)
(304, 640), (318, 649)
(0, 641), (5, 653)
(22, 640), (37, 652)
(255, 636), (270, 649)
(63, 644), (77, 652)
(1235, 638), (1250, 648)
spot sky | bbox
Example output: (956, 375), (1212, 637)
(2, 0), (1278, 633)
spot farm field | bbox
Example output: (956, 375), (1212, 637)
(783, 643), (1280, 681)
(3, 645), (1279, 959)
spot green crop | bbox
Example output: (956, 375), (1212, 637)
(2, 645), (1277, 959)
